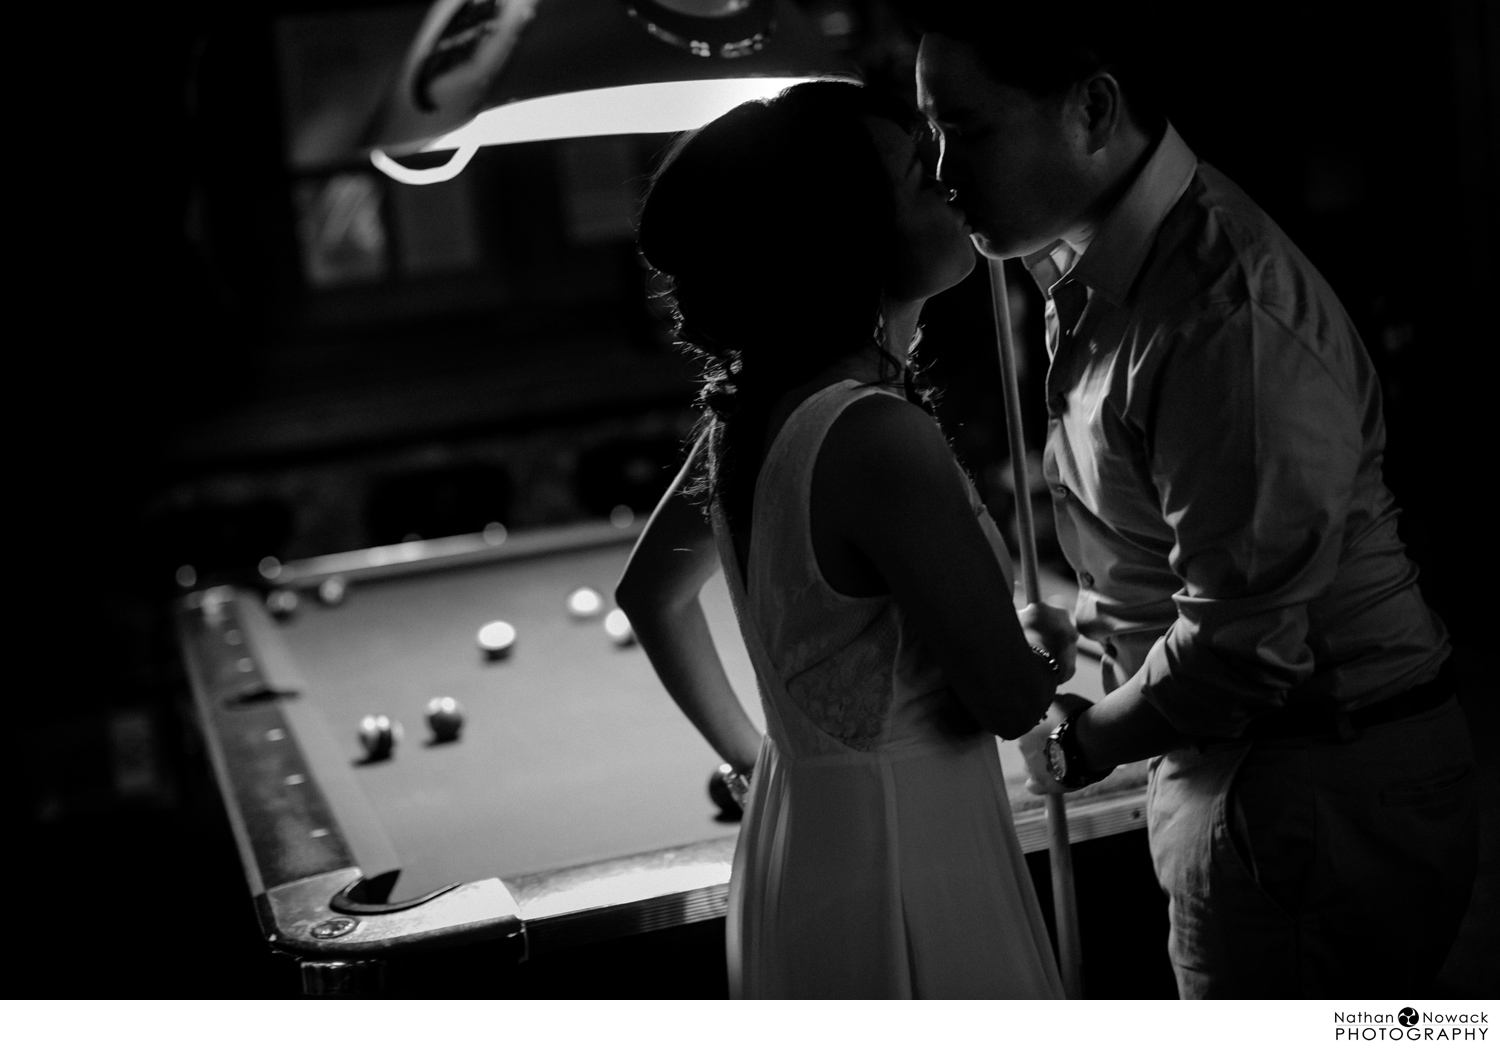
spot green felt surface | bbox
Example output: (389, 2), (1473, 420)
(276, 539), (762, 900)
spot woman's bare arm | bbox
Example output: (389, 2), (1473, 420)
(615, 440), (763, 773)
(814, 394), (1066, 740)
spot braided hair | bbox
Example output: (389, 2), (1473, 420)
(638, 81), (937, 537)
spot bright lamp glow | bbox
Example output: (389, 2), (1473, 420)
(372, 75), (845, 184)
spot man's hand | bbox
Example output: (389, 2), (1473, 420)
(1018, 692), (1093, 795)
(1018, 601), (1078, 684)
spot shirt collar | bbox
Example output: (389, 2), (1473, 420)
(1023, 123), (1198, 305)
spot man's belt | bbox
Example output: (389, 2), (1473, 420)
(1243, 659), (1457, 742)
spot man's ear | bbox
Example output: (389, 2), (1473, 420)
(1081, 72), (1124, 153)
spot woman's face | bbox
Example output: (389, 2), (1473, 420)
(865, 116), (977, 302)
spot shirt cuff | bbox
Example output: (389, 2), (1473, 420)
(1133, 618), (1309, 738)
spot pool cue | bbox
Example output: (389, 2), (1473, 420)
(986, 255), (1084, 999)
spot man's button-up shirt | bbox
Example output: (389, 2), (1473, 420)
(1026, 124), (1449, 738)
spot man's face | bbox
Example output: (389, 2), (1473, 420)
(917, 33), (1092, 260)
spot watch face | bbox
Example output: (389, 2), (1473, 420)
(1045, 736), (1068, 783)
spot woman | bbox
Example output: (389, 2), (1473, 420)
(616, 82), (1075, 998)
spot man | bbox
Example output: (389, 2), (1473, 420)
(911, 4), (1478, 996)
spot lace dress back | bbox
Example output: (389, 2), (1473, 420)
(714, 379), (1063, 998)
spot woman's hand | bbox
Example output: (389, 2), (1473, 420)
(1018, 601), (1078, 684)
(1018, 692), (1093, 794)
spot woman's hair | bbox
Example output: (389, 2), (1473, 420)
(638, 80), (931, 537)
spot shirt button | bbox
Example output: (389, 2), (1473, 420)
(1053, 485), (1069, 499)
(1079, 572), (1095, 588)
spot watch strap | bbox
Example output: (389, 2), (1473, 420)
(1047, 716), (1111, 791)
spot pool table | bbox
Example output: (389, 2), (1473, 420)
(175, 519), (1149, 994)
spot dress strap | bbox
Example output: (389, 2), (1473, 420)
(710, 499), (795, 753)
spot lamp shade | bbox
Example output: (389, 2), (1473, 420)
(364, 0), (858, 183)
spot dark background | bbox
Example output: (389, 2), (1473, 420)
(11, 0), (1495, 995)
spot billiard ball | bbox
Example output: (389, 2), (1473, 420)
(358, 715), (401, 761)
(603, 609), (634, 646)
(566, 586), (603, 619)
(425, 696), (464, 742)
(317, 576), (347, 606)
(709, 764), (743, 820)
(265, 588), (299, 619)
(477, 620), (516, 659)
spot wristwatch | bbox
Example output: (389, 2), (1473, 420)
(1044, 716), (1110, 791)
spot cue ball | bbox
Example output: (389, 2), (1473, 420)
(317, 576), (347, 606)
(709, 764), (743, 820)
(566, 586), (603, 618)
(265, 588), (299, 619)
(358, 715), (401, 761)
(477, 619), (516, 658)
(603, 609), (634, 646)
(425, 696), (464, 742)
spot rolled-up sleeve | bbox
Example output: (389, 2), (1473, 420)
(1135, 298), (1362, 736)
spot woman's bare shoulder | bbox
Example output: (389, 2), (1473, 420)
(820, 391), (957, 490)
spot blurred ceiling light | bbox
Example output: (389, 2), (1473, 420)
(366, 0), (857, 185)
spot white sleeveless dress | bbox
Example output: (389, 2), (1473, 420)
(713, 380), (1064, 999)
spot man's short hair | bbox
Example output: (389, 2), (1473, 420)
(904, 0), (1168, 134)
